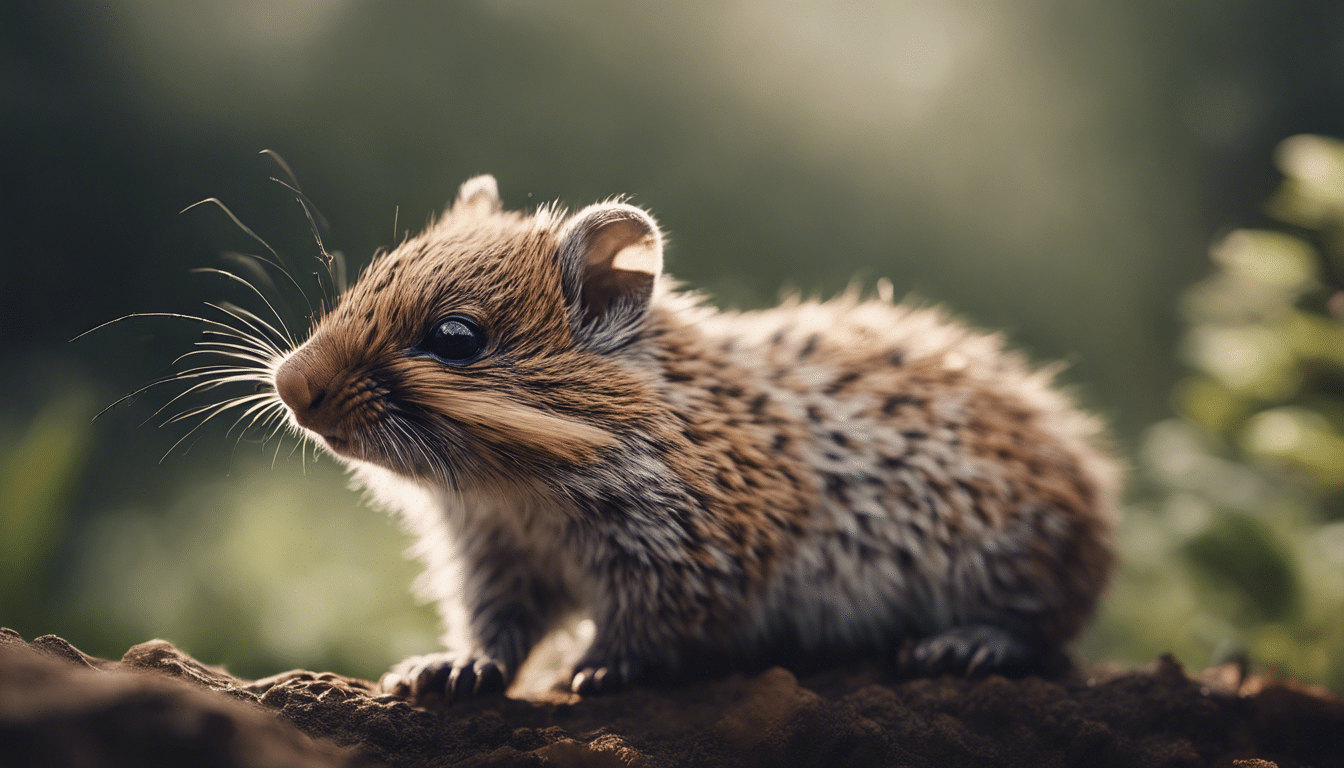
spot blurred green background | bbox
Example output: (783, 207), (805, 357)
(4, 1), (1344, 688)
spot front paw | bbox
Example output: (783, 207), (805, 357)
(569, 656), (643, 695)
(379, 653), (509, 706)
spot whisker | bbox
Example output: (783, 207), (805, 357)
(183, 195), (327, 324)
(199, 328), (283, 359)
(147, 375), (271, 428)
(181, 197), (285, 266)
(92, 363), (260, 421)
(225, 400), (284, 472)
(226, 398), (284, 444)
(71, 312), (255, 343)
(260, 150), (300, 195)
(192, 267), (297, 348)
(271, 177), (337, 297)
(262, 409), (291, 447)
(203, 302), (285, 356)
(212, 301), (289, 353)
(272, 431), (285, 468)
(222, 251), (315, 322)
(159, 393), (275, 464)
(261, 150), (331, 233)
(160, 388), (273, 427)
(332, 249), (348, 294)
(175, 344), (275, 368)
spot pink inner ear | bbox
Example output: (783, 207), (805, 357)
(611, 240), (660, 275)
(583, 218), (655, 271)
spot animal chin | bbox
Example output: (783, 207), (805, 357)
(321, 433), (353, 455)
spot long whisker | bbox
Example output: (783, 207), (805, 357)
(174, 344), (275, 368)
(203, 303), (285, 355)
(93, 369), (218, 422)
(182, 195), (326, 323)
(261, 150), (331, 233)
(199, 327), (283, 358)
(271, 177), (337, 297)
(159, 392), (276, 463)
(71, 312), (257, 343)
(215, 301), (291, 353)
(222, 251), (315, 322)
(262, 408), (291, 445)
(96, 360), (273, 421)
(210, 301), (288, 353)
(225, 397), (284, 443)
(145, 379), (271, 430)
(162, 391), (275, 429)
(192, 267), (297, 348)
(181, 198), (284, 265)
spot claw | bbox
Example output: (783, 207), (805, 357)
(380, 654), (511, 707)
(474, 662), (506, 695)
(570, 662), (630, 695)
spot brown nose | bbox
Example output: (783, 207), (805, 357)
(275, 352), (340, 439)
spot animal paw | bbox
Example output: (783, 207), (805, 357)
(569, 656), (642, 695)
(379, 653), (509, 706)
(909, 625), (1034, 677)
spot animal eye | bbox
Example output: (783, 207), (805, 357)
(421, 315), (487, 365)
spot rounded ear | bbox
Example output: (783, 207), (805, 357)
(452, 175), (502, 215)
(557, 203), (664, 328)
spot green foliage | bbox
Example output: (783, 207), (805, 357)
(1085, 135), (1344, 689)
(59, 455), (440, 680)
(0, 391), (96, 616)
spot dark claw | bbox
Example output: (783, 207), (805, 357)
(380, 654), (510, 707)
(474, 662), (506, 695)
(570, 663), (627, 695)
(418, 662), (451, 699)
(448, 665), (476, 699)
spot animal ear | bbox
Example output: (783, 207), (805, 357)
(557, 203), (663, 328)
(452, 175), (502, 215)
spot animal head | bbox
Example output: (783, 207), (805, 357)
(272, 176), (665, 489)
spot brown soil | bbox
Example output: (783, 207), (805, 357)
(2, 628), (1340, 767)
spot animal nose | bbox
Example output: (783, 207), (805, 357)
(275, 352), (339, 438)
(275, 355), (320, 414)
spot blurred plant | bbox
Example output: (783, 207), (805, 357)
(0, 390), (96, 619)
(1085, 135), (1344, 689)
(60, 455), (441, 680)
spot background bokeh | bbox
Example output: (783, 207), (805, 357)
(4, 1), (1344, 687)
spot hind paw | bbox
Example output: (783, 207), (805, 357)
(908, 625), (1035, 677)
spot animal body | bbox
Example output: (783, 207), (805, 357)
(269, 176), (1118, 703)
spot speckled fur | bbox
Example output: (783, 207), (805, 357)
(271, 176), (1118, 698)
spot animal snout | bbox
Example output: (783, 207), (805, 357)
(275, 352), (342, 440)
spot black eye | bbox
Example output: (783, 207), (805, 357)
(421, 315), (487, 365)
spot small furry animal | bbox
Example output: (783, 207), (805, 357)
(268, 175), (1118, 703)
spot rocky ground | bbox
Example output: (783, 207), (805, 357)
(2, 628), (1341, 767)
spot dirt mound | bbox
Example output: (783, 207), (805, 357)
(2, 628), (1340, 767)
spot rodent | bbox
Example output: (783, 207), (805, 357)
(269, 175), (1119, 703)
